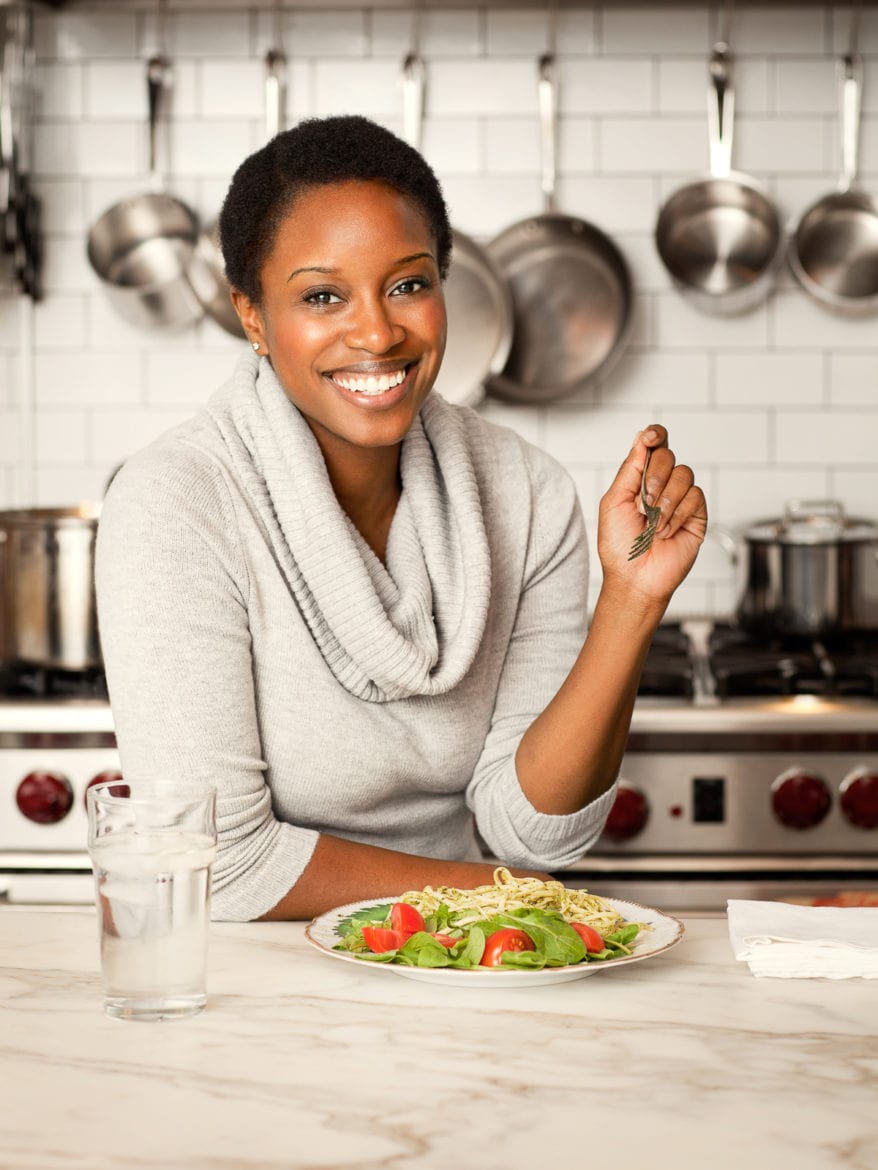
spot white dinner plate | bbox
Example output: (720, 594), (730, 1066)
(305, 895), (685, 987)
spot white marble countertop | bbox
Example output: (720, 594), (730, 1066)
(1, 907), (876, 1170)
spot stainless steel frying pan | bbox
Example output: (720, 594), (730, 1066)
(788, 52), (878, 315)
(655, 43), (784, 316)
(86, 56), (203, 331)
(486, 54), (633, 404)
(191, 49), (287, 338)
(399, 52), (513, 409)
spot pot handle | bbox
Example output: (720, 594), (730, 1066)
(400, 51), (426, 153)
(784, 499), (846, 524)
(707, 44), (734, 179)
(705, 524), (739, 566)
(839, 52), (863, 194)
(146, 54), (170, 192)
(264, 48), (286, 141)
(537, 52), (558, 214)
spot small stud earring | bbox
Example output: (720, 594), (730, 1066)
(251, 341), (260, 353)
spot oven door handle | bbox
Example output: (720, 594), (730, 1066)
(0, 874), (94, 905)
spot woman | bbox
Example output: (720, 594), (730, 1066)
(95, 115), (707, 922)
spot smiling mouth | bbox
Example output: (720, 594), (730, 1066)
(327, 363), (413, 396)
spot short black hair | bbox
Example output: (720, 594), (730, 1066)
(218, 114), (453, 304)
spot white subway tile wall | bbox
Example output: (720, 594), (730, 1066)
(1, 2), (876, 621)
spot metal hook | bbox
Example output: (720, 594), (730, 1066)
(156, 0), (169, 58)
(546, 0), (559, 57)
(716, 0), (734, 54)
(410, 0), (424, 58)
(848, 0), (862, 56)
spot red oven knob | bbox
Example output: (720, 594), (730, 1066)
(15, 771), (75, 824)
(839, 771), (878, 830)
(603, 782), (650, 842)
(84, 770), (125, 808)
(770, 769), (831, 829)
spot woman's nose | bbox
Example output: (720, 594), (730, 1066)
(344, 299), (404, 353)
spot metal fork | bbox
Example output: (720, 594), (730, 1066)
(628, 451), (661, 561)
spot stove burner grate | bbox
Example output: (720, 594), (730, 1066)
(639, 625), (695, 699)
(0, 663), (108, 700)
(708, 625), (878, 700)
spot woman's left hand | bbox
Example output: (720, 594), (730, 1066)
(597, 425), (707, 602)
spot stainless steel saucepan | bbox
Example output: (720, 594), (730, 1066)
(788, 52), (878, 315)
(486, 53), (633, 403)
(86, 56), (203, 331)
(655, 42), (784, 316)
(399, 52), (513, 408)
(192, 48), (287, 338)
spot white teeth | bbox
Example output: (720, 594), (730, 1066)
(331, 368), (407, 395)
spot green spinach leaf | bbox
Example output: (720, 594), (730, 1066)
(334, 902), (393, 938)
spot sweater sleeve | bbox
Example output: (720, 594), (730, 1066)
(464, 445), (617, 869)
(95, 442), (319, 921)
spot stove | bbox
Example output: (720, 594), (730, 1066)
(0, 665), (119, 904)
(563, 621), (878, 910)
(2, 623), (878, 910)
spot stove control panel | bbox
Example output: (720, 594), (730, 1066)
(2, 748), (122, 851)
(594, 752), (878, 854)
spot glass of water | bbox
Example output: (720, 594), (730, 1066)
(86, 779), (217, 1022)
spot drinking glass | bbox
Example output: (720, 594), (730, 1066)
(86, 780), (217, 1021)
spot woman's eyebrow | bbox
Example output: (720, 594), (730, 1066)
(287, 265), (337, 282)
(287, 252), (435, 282)
(395, 252), (435, 265)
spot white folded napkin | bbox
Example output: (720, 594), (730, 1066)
(727, 899), (878, 979)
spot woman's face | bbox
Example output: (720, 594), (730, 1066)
(234, 180), (447, 465)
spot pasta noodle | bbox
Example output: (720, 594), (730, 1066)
(399, 866), (645, 938)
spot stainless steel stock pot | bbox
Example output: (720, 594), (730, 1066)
(734, 500), (878, 638)
(0, 505), (101, 671)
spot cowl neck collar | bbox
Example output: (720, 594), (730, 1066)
(208, 351), (492, 702)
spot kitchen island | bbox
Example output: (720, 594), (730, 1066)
(1, 908), (875, 1170)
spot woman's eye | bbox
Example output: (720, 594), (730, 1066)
(391, 277), (430, 297)
(304, 291), (341, 306)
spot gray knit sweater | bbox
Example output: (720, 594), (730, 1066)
(95, 352), (615, 921)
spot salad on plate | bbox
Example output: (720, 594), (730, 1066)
(331, 867), (650, 971)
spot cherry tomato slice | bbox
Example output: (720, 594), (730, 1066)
(389, 902), (426, 936)
(430, 933), (459, 948)
(480, 928), (536, 967)
(571, 922), (605, 953)
(361, 925), (408, 953)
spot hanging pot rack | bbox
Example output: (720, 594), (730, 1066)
(0, 1), (41, 299)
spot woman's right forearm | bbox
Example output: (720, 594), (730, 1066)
(258, 833), (547, 921)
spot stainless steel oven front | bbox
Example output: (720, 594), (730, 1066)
(562, 698), (878, 911)
(0, 700), (119, 904)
